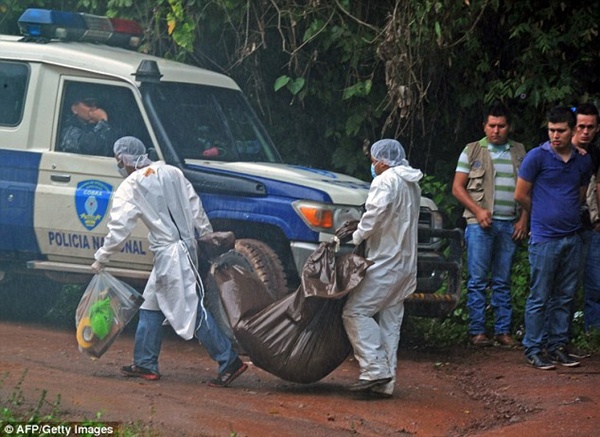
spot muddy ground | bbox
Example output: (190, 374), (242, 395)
(1, 321), (599, 436)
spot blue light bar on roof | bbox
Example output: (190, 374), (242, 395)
(18, 8), (144, 49)
(18, 9), (86, 40)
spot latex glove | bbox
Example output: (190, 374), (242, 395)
(91, 261), (105, 274)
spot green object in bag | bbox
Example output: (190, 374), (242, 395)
(90, 296), (114, 340)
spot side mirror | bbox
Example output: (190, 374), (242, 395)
(147, 147), (159, 161)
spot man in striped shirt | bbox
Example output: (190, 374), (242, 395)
(452, 103), (528, 347)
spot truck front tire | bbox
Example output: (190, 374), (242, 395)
(204, 243), (287, 353)
(234, 238), (288, 301)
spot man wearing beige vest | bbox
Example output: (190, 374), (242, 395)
(452, 103), (528, 347)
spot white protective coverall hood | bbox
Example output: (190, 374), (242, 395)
(95, 162), (213, 340)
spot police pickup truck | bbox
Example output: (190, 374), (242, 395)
(0, 9), (461, 318)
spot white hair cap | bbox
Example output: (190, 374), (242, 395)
(113, 136), (152, 168)
(370, 139), (409, 167)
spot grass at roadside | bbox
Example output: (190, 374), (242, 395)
(0, 370), (155, 437)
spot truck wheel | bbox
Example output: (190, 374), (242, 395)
(234, 238), (288, 301)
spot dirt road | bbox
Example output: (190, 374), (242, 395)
(1, 321), (598, 436)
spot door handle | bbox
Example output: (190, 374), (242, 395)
(51, 174), (71, 183)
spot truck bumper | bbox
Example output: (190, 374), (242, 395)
(290, 227), (464, 319)
(289, 241), (322, 275)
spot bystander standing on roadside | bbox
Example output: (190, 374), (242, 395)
(514, 106), (592, 370)
(568, 103), (600, 356)
(452, 103), (527, 348)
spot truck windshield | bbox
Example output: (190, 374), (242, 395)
(152, 82), (282, 163)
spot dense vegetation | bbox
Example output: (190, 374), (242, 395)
(2, 0), (598, 182)
(1, 1), (599, 347)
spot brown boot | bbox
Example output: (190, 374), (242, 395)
(471, 333), (493, 347)
(494, 334), (519, 347)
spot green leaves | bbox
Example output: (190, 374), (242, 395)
(106, 0), (133, 7)
(342, 79), (372, 100)
(165, 0), (196, 52)
(303, 19), (325, 43)
(420, 175), (458, 223)
(28, 0), (597, 182)
(274, 76), (305, 96)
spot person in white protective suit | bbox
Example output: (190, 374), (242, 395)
(342, 138), (423, 398)
(91, 136), (247, 386)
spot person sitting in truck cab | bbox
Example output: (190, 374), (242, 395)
(58, 94), (115, 157)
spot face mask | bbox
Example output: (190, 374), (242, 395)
(133, 155), (144, 170)
(370, 163), (377, 179)
(117, 164), (128, 178)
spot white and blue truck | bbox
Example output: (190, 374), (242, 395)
(0, 9), (462, 318)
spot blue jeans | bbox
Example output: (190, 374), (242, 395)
(465, 221), (518, 335)
(583, 231), (600, 331)
(133, 303), (238, 375)
(523, 235), (582, 357)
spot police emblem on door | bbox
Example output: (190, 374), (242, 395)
(75, 180), (112, 230)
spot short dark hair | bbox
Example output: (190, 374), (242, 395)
(65, 82), (100, 107)
(484, 102), (511, 125)
(74, 97), (98, 107)
(546, 105), (575, 128)
(575, 103), (600, 122)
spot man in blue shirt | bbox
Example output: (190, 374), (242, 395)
(515, 106), (592, 370)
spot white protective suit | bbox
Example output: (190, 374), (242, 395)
(94, 162), (213, 340)
(342, 162), (422, 394)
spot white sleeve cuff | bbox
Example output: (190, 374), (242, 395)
(352, 231), (362, 246)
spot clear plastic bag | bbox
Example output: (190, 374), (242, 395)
(75, 271), (144, 358)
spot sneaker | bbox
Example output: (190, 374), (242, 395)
(208, 359), (248, 387)
(526, 353), (556, 370)
(564, 344), (591, 360)
(348, 377), (393, 392)
(548, 347), (581, 367)
(121, 365), (161, 380)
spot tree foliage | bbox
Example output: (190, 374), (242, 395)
(2, 0), (599, 346)
(2, 0), (598, 182)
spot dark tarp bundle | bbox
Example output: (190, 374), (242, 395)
(197, 231), (235, 260)
(196, 231), (236, 280)
(212, 241), (372, 383)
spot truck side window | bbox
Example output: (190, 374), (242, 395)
(0, 61), (29, 127)
(56, 81), (152, 157)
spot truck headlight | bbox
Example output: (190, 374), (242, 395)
(292, 200), (363, 234)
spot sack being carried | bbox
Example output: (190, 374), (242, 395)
(212, 241), (372, 383)
(75, 271), (144, 358)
